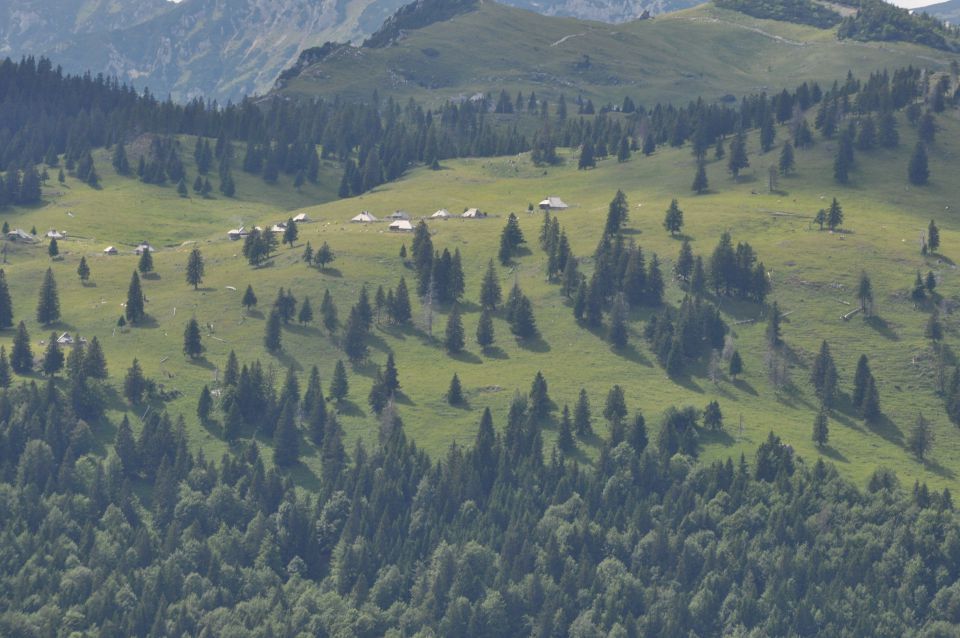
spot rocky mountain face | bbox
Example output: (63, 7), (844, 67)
(1, 0), (695, 102)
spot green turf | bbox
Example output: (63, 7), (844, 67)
(278, 2), (957, 107)
(4, 108), (960, 492)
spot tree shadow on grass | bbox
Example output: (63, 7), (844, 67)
(142, 272), (161, 281)
(317, 267), (343, 278)
(865, 315), (899, 341)
(285, 323), (320, 337)
(449, 350), (483, 364)
(516, 336), (551, 353)
(271, 350), (302, 371)
(482, 346), (509, 360)
(81, 281), (97, 288)
(700, 428), (735, 447)
(335, 399), (365, 418)
(670, 372), (703, 394)
(287, 462), (322, 491)
(366, 332), (393, 354)
(817, 445), (849, 463)
(246, 309), (265, 320)
(732, 378), (758, 395)
(351, 359), (380, 378)
(131, 315), (160, 329)
(392, 390), (415, 406)
(924, 457), (956, 479)
(187, 356), (217, 371)
(865, 414), (904, 446)
(611, 343), (652, 366)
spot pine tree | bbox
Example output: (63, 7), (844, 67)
(912, 271), (927, 303)
(329, 359), (349, 401)
(862, 375), (881, 422)
(343, 306), (368, 362)
(115, 415), (139, 477)
(663, 199), (684, 235)
(138, 248), (153, 274)
(727, 130), (749, 178)
(282, 219), (298, 248)
(509, 293), (538, 339)
(36, 268), (60, 325)
(314, 242), (335, 270)
(605, 190), (629, 236)
(223, 400), (243, 440)
(82, 337), (107, 379)
(10, 321), (31, 374)
(302, 241), (314, 264)
(242, 284), (257, 311)
(608, 295), (629, 349)
(186, 247), (204, 289)
(858, 272), (873, 315)
(41, 333), (63, 376)
(77, 256), (90, 282)
(603, 385), (628, 426)
(578, 140), (596, 169)
(392, 277), (412, 324)
(908, 142), (929, 186)
(812, 407), (829, 448)
(810, 340), (838, 406)
(675, 240), (694, 282)
(183, 318), (203, 358)
(529, 371), (551, 421)
(480, 260), (502, 309)
(125, 271), (145, 324)
(852, 355), (872, 409)
(264, 309), (282, 351)
(48, 238), (59, 259)
(476, 308), (495, 349)
(0, 270), (13, 328)
(766, 301), (782, 347)
(703, 400), (723, 430)
(558, 405), (575, 452)
(444, 304), (465, 354)
(446, 372), (464, 405)
(827, 198), (843, 230)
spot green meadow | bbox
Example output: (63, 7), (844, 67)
(5, 107), (960, 491)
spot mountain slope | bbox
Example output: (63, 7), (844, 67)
(276, 1), (956, 106)
(918, 0), (960, 24)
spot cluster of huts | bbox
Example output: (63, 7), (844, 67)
(349, 197), (569, 232)
(227, 212), (311, 241)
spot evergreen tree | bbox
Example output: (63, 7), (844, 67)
(0, 270), (13, 329)
(827, 198), (843, 230)
(603, 385), (628, 426)
(912, 271), (927, 303)
(282, 219), (298, 248)
(123, 358), (146, 403)
(183, 318), (203, 358)
(273, 400), (300, 467)
(125, 271), (145, 324)
(343, 306), (368, 362)
(663, 199), (684, 235)
(691, 160), (708, 194)
(810, 340), (838, 406)
(321, 289), (339, 332)
(578, 140), (596, 169)
(858, 272), (873, 315)
(907, 412), (934, 461)
(833, 148), (850, 184)
(608, 295), (629, 349)
(82, 337), (107, 379)
(36, 268), (60, 325)
(862, 375), (881, 422)
(264, 309), (282, 351)
(115, 415), (138, 477)
(476, 308), (495, 349)
(908, 142), (929, 186)
(112, 144), (130, 175)
(729, 350), (743, 379)
(186, 247), (204, 289)
(727, 130), (749, 178)
(558, 405), (575, 452)
(480, 260), (502, 309)
(302, 241), (314, 264)
(812, 407), (829, 448)
(446, 372), (464, 405)
(177, 178), (188, 197)
(642, 133), (656, 156)
(329, 359), (349, 401)
(137, 248), (153, 274)
(41, 333), (63, 376)
(779, 141), (795, 175)
(48, 238), (59, 259)
(444, 304), (465, 354)
(675, 240), (694, 282)
(77, 256), (90, 282)
(0, 347), (10, 387)
(852, 354), (872, 409)
(766, 301), (782, 347)
(509, 292), (538, 339)
(928, 220), (940, 253)
(392, 277), (412, 324)
(197, 385), (213, 423)
(574, 388), (592, 437)
(242, 284), (257, 311)
(605, 190), (629, 236)
(703, 400), (723, 430)
(298, 296), (314, 325)
(10, 321), (32, 374)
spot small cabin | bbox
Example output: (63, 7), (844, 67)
(538, 196), (569, 211)
(57, 332), (74, 345)
(351, 211), (378, 223)
(103, 246), (118, 255)
(270, 223), (287, 234)
(227, 226), (248, 241)
(462, 208), (486, 219)
(292, 213), (310, 223)
(431, 209), (452, 219)
(134, 242), (154, 255)
(389, 220), (414, 232)
(7, 229), (36, 243)
(46, 230), (66, 240)
(387, 210), (410, 221)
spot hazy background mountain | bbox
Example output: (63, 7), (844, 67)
(917, 0), (960, 23)
(0, 0), (697, 102)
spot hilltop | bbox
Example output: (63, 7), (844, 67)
(276, 1), (956, 106)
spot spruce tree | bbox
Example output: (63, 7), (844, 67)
(0, 347), (10, 387)
(810, 340), (838, 406)
(314, 242), (335, 270)
(476, 308), (495, 349)
(691, 161), (708, 194)
(862, 376), (881, 422)
(827, 198), (843, 230)
(779, 141), (795, 175)
(663, 199), (684, 235)
(321, 289), (339, 332)
(858, 272), (873, 315)
(928, 220), (941, 253)
(383, 352), (400, 394)
(77, 256), (90, 282)
(574, 388), (592, 437)
(529, 371), (551, 421)
(480, 260), (502, 309)
(42, 333), (64, 376)
(264, 309), (282, 352)
(608, 295), (629, 349)
(223, 400), (243, 440)
(444, 304), (465, 353)
(812, 407), (829, 448)
(509, 293), (538, 339)
(558, 405), (575, 452)
(10, 321), (32, 374)
(48, 238), (59, 259)
(603, 385), (628, 426)
(197, 385), (213, 423)
(115, 415), (139, 477)
(82, 337), (108, 379)
(186, 247), (204, 289)
(729, 350), (743, 379)
(123, 358), (146, 403)
(138, 248), (153, 274)
(766, 302), (782, 347)
(343, 306), (368, 362)
(273, 400), (300, 467)
(298, 296), (313, 325)
(908, 412), (934, 461)
(446, 372), (464, 405)
(0, 270), (13, 329)
(282, 218), (298, 248)
(912, 271), (927, 303)
(242, 284), (257, 311)
(329, 359), (349, 401)
(908, 142), (929, 186)
(183, 318), (203, 358)
(36, 268), (60, 325)
(125, 271), (145, 324)
(852, 354), (872, 409)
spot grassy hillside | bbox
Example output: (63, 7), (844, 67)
(3, 106), (960, 493)
(277, 1), (956, 106)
